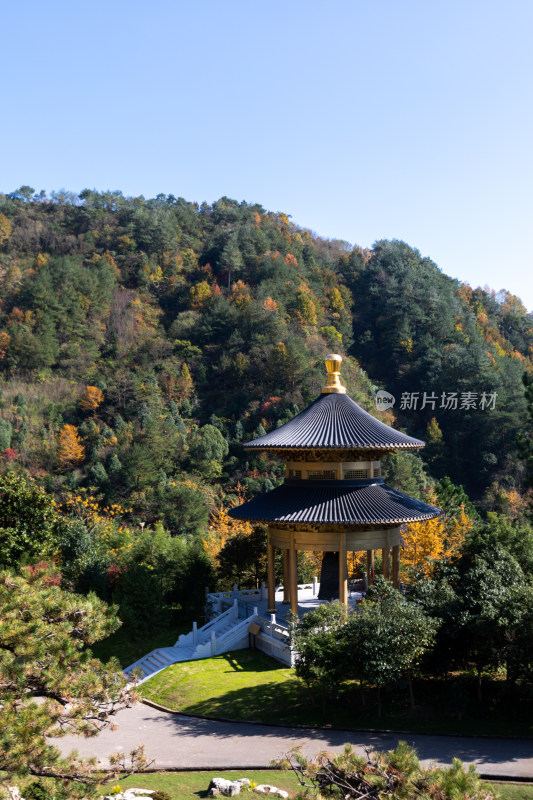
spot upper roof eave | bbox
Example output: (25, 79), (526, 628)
(243, 392), (425, 452)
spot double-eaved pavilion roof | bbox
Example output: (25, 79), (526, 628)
(244, 392), (424, 452)
(229, 479), (440, 526)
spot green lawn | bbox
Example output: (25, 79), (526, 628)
(141, 650), (303, 723)
(96, 772), (531, 800)
(494, 783), (533, 800)
(99, 770), (301, 799)
(3, 768), (528, 800)
(3, 768), (527, 800)
(140, 650), (533, 737)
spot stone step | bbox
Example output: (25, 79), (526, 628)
(167, 646), (194, 659)
(124, 614), (258, 683)
(148, 652), (171, 667)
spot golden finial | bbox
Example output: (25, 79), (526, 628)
(321, 354), (346, 394)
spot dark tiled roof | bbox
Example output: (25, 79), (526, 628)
(244, 393), (424, 451)
(229, 480), (440, 525)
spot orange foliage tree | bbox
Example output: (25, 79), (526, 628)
(0, 331), (10, 360)
(81, 385), (104, 413)
(229, 280), (252, 309)
(262, 297), (279, 312)
(57, 424), (85, 469)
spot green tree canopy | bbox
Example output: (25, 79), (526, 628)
(344, 577), (438, 715)
(0, 471), (65, 567)
(292, 602), (348, 710)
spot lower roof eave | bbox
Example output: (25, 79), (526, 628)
(227, 481), (441, 527)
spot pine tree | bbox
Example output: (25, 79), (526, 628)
(0, 564), (143, 793)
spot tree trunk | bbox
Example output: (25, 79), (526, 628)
(377, 685), (382, 718)
(360, 681), (365, 707)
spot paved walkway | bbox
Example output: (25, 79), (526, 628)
(227, 585), (364, 625)
(54, 701), (533, 779)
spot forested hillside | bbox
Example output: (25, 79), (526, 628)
(0, 186), (531, 531)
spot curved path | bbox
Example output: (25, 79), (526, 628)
(54, 702), (533, 780)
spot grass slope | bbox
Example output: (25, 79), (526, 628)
(140, 650), (533, 737)
(141, 650), (300, 723)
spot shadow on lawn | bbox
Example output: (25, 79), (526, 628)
(222, 650), (288, 674)
(181, 658), (533, 735)
(185, 679), (307, 723)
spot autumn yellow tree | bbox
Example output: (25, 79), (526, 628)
(203, 507), (252, 568)
(57, 424), (85, 469)
(294, 292), (318, 326)
(0, 213), (12, 248)
(189, 280), (212, 309)
(203, 488), (253, 569)
(425, 417), (444, 465)
(81, 385), (104, 413)
(33, 252), (49, 270)
(177, 362), (194, 400)
(401, 499), (474, 579)
(328, 287), (345, 313)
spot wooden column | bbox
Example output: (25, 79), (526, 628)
(392, 544), (400, 589)
(267, 537), (275, 613)
(283, 549), (290, 603)
(339, 532), (348, 607)
(289, 535), (298, 616)
(382, 547), (390, 579)
(366, 549), (374, 589)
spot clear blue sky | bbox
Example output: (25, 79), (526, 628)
(2, 0), (532, 309)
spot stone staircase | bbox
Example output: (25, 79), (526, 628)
(123, 604), (253, 684)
